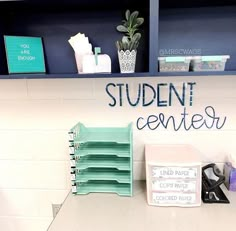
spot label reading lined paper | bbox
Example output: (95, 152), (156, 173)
(152, 166), (198, 179)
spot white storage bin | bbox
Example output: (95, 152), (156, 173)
(145, 144), (202, 207)
(191, 55), (230, 71)
(158, 56), (191, 72)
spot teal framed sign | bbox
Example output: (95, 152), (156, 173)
(4, 35), (46, 74)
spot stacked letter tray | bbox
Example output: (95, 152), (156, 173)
(69, 123), (133, 196)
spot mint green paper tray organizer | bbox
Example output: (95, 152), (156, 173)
(69, 123), (133, 196)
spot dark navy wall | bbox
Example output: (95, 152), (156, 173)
(160, 0), (236, 8)
(0, 1), (149, 75)
(0, 0), (236, 77)
(27, 0), (146, 9)
(0, 12), (9, 75)
(159, 6), (236, 71)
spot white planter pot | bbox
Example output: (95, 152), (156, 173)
(118, 50), (137, 73)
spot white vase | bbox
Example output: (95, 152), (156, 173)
(118, 50), (137, 73)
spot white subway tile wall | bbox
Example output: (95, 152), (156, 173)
(0, 76), (235, 230)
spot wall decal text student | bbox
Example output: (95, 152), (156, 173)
(105, 82), (227, 131)
(106, 82), (195, 107)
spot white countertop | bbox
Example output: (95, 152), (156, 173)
(48, 181), (236, 231)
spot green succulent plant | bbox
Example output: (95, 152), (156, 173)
(116, 9), (144, 51)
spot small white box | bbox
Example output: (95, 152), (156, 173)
(145, 144), (202, 207)
(82, 54), (111, 74)
(158, 56), (191, 72)
(191, 55), (230, 71)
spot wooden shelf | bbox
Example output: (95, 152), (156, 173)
(1, 71), (236, 79)
(157, 71), (236, 77)
(0, 72), (151, 79)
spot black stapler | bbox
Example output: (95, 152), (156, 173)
(202, 163), (230, 203)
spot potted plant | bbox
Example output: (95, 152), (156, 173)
(116, 9), (144, 73)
